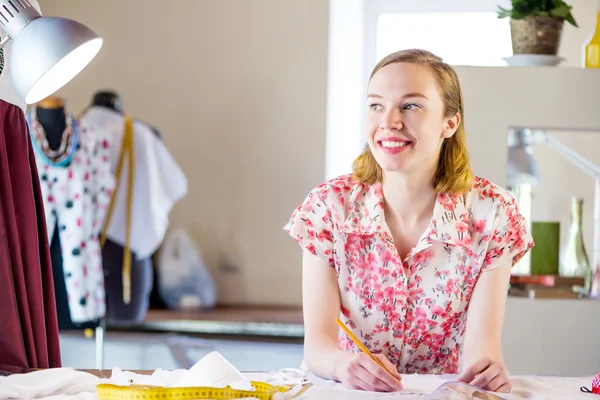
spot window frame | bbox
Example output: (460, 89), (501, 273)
(363, 0), (513, 73)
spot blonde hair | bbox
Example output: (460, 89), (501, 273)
(352, 49), (473, 194)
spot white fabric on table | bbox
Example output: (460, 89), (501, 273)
(0, 368), (100, 400)
(0, 369), (595, 400)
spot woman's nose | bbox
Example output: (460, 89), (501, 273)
(380, 108), (403, 131)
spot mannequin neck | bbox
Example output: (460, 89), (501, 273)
(36, 106), (67, 151)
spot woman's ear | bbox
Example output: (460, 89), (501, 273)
(442, 112), (461, 139)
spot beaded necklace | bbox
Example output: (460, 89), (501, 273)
(26, 106), (79, 167)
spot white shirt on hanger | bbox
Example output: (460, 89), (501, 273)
(79, 106), (188, 259)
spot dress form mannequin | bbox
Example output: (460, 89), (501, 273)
(79, 92), (187, 324)
(90, 90), (155, 326)
(34, 97), (100, 331)
(91, 90), (123, 113)
(36, 97), (67, 150)
(27, 96), (114, 330)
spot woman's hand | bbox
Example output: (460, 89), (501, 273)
(457, 358), (511, 393)
(333, 352), (403, 392)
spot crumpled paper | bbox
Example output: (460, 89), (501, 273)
(109, 351), (254, 391)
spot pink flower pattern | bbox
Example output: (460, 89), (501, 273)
(284, 174), (533, 374)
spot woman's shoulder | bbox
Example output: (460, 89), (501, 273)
(466, 177), (533, 270)
(302, 173), (364, 206)
(470, 176), (516, 202)
(466, 176), (520, 217)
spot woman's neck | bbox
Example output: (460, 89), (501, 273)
(382, 168), (438, 227)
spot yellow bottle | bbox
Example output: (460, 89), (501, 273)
(584, 7), (600, 68)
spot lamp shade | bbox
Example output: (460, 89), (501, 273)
(507, 145), (541, 186)
(11, 17), (103, 104)
(507, 128), (541, 186)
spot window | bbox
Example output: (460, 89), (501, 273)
(364, 0), (514, 69)
(376, 13), (512, 66)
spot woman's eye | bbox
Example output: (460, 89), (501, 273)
(369, 104), (383, 111)
(403, 103), (420, 110)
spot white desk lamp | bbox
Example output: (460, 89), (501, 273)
(0, 0), (103, 104)
(508, 128), (600, 299)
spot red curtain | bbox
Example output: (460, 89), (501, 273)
(0, 100), (61, 369)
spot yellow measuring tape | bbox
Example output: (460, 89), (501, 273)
(100, 113), (135, 304)
(96, 381), (291, 400)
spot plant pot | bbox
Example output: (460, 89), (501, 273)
(510, 16), (564, 55)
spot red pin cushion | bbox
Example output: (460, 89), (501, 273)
(581, 373), (600, 395)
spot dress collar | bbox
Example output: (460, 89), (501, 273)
(340, 180), (472, 249)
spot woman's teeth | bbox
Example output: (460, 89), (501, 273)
(381, 141), (409, 148)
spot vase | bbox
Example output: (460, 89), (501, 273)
(583, 2), (600, 68)
(560, 198), (592, 293)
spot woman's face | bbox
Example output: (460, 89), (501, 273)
(365, 62), (459, 178)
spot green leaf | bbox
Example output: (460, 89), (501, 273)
(496, 0), (579, 27)
(550, 5), (570, 18)
(565, 13), (578, 27)
(497, 6), (514, 18)
(514, 3), (533, 15)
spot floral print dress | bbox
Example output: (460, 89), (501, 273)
(284, 174), (533, 374)
(29, 115), (115, 323)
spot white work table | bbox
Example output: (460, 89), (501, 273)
(0, 367), (595, 399)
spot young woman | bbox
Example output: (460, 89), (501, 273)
(284, 49), (533, 394)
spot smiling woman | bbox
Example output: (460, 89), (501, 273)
(284, 48), (534, 394)
(354, 50), (472, 195)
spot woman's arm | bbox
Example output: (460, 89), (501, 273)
(458, 262), (512, 392)
(301, 249), (347, 379)
(301, 249), (403, 391)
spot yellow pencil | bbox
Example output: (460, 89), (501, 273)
(335, 318), (389, 372)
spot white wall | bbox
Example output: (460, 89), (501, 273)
(40, 0), (330, 306)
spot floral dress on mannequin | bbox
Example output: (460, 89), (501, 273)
(26, 105), (115, 324)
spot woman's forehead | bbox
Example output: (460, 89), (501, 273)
(368, 63), (440, 99)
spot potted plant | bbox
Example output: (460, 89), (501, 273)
(498, 0), (578, 55)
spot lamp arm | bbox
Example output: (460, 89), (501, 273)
(0, 35), (10, 49)
(556, 143), (600, 298)
(535, 131), (600, 179)
(531, 130), (600, 297)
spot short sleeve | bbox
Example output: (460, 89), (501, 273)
(283, 185), (335, 268)
(482, 196), (534, 272)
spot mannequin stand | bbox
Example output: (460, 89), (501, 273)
(95, 319), (105, 370)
